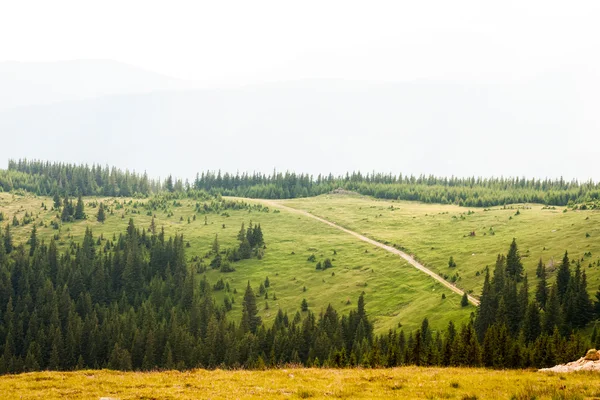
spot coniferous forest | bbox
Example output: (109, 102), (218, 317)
(0, 215), (598, 374)
(4, 159), (600, 207)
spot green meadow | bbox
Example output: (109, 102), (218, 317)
(0, 192), (472, 333)
(282, 193), (600, 296)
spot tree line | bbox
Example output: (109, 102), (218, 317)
(0, 221), (598, 374)
(1, 159), (160, 197)
(192, 171), (600, 207)
(4, 159), (600, 206)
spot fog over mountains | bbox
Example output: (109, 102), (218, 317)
(1, 60), (598, 181)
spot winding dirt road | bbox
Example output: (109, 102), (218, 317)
(259, 199), (480, 306)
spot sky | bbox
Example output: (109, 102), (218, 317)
(1, 1), (600, 181)
(2, 0), (600, 86)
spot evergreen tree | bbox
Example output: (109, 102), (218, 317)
(461, 292), (469, 307)
(535, 263), (548, 309)
(575, 267), (593, 327)
(237, 223), (246, 242)
(3, 224), (12, 254)
(53, 192), (62, 209)
(74, 195), (85, 220)
(523, 302), (541, 343)
(543, 284), (561, 334)
(475, 268), (496, 341)
(448, 256), (457, 268)
(556, 251), (571, 301)
(301, 298), (308, 312)
(536, 258), (544, 278)
(28, 225), (38, 256)
(506, 238), (523, 280)
(241, 282), (261, 334)
(212, 234), (220, 254)
(96, 202), (106, 223)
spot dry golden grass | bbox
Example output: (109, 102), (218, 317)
(0, 367), (598, 399)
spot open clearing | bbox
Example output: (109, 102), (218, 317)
(282, 194), (600, 296)
(256, 199), (479, 306)
(0, 192), (472, 332)
(0, 367), (597, 399)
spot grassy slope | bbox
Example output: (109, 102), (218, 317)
(0, 192), (472, 332)
(1, 367), (597, 399)
(282, 194), (600, 297)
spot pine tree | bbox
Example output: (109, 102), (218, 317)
(575, 267), (593, 327)
(212, 234), (220, 254)
(523, 302), (541, 343)
(74, 195), (85, 220)
(506, 239), (523, 280)
(238, 238), (252, 259)
(543, 283), (561, 334)
(96, 202), (106, 223)
(536, 258), (544, 278)
(53, 192), (62, 209)
(237, 223), (246, 242)
(535, 263), (548, 309)
(253, 224), (264, 247)
(475, 268), (496, 341)
(241, 282), (261, 334)
(28, 225), (38, 256)
(301, 298), (308, 312)
(448, 256), (457, 268)
(3, 224), (12, 254)
(461, 292), (469, 307)
(142, 331), (156, 370)
(556, 251), (571, 301)
(165, 175), (174, 192)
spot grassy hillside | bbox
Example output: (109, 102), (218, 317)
(1, 367), (597, 399)
(282, 193), (600, 297)
(0, 192), (472, 332)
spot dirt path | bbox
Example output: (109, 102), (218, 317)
(259, 199), (480, 306)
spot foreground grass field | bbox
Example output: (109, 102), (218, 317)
(1, 367), (598, 399)
(282, 194), (600, 296)
(0, 192), (471, 332)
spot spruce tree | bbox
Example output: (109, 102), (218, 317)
(3, 224), (12, 254)
(241, 282), (261, 334)
(535, 263), (548, 309)
(575, 267), (593, 327)
(461, 292), (469, 307)
(475, 268), (496, 341)
(74, 195), (85, 220)
(28, 225), (38, 256)
(523, 302), (541, 343)
(506, 239), (523, 280)
(212, 234), (220, 254)
(301, 298), (308, 312)
(53, 192), (62, 209)
(96, 202), (106, 223)
(556, 251), (571, 301)
(543, 283), (561, 334)
(237, 223), (246, 242)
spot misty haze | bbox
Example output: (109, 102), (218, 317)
(2, 1), (600, 398)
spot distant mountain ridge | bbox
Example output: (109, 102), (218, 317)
(0, 60), (598, 181)
(0, 59), (194, 110)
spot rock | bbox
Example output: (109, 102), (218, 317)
(584, 349), (599, 361)
(539, 350), (600, 373)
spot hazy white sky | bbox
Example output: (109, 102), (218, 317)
(2, 0), (600, 85)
